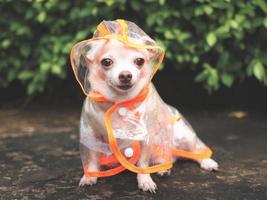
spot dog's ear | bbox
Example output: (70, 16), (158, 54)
(140, 36), (161, 59)
(138, 36), (164, 74)
(71, 39), (106, 94)
(141, 36), (156, 46)
(85, 40), (107, 63)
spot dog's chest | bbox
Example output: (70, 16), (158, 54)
(111, 103), (148, 141)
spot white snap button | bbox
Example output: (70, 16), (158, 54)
(124, 147), (134, 158)
(118, 107), (127, 116)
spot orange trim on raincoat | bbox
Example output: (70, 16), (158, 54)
(83, 141), (141, 177)
(88, 87), (212, 176)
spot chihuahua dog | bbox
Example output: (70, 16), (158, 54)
(77, 38), (218, 193)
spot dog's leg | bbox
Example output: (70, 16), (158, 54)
(196, 157), (218, 171)
(173, 118), (219, 171)
(153, 157), (171, 177)
(157, 170), (171, 176)
(137, 145), (157, 193)
(190, 138), (219, 171)
(137, 173), (157, 193)
(79, 101), (102, 187)
(79, 150), (99, 187)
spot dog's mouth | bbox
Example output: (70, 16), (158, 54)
(116, 84), (133, 90)
(107, 79), (134, 92)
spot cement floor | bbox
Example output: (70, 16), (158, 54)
(0, 107), (266, 200)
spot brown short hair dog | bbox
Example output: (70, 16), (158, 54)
(71, 20), (218, 193)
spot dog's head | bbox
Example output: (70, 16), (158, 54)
(71, 20), (164, 102)
(86, 39), (157, 101)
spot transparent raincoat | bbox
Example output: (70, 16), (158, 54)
(70, 19), (212, 177)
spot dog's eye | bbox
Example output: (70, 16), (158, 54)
(101, 58), (113, 68)
(134, 58), (145, 68)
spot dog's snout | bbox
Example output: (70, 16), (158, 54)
(119, 71), (132, 83)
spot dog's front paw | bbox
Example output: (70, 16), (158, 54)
(137, 174), (157, 193)
(199, 158), (219, 171)
(157, 169), (171, 177)
(79, 175), (97, 187)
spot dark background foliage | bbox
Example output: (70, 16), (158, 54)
(0, 0), (267, 108)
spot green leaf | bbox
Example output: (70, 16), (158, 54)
(91, 7), (98, 16)
(147, 13), (157, 26)
(206, 32), (217, 46)
(27, 82), (36, 95)
(25, 10), (34, 20)
(195, 70), (208, 82)
(20, 45), (31, 58)
(37, 11), (47, 23)
(247, 59), (256, 76)
(254, 0), (267, 13)
(217, 52), (229, 69)
(51, 64), (62, 75)
(164, 30), (175, 39)
(221, 73), (234, 87)
(2, 39), (11, 48)
(7, 70), (17, 82)
(253, 60), (266, 81)
(40, 62), (50, 72)
(196, 63), (219, 91)
(62, 43), (73, 54)
(203, 5), (213, 15)
(97, 0), (115, 6)
(229, 19), (238, 29)
(18, 71), (34, 80)
(192, 56), (199, 64)
(159, 0), (165, 5)
(75, 30), (89, 40)
(131, 1), (141, 10)
(207, 68), (219, 89)
(263, 17), (267, 28)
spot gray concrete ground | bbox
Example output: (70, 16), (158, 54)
(0, 107), (266, 200)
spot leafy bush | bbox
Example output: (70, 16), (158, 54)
(1, 0), (267, 94)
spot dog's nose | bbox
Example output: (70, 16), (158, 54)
(119, 71), (132, 83)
